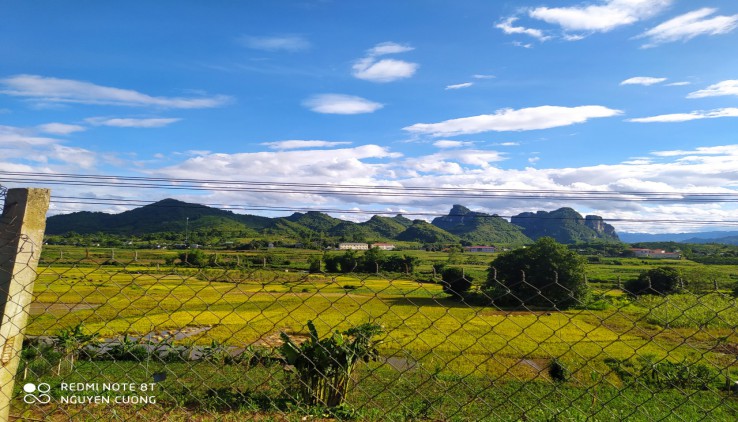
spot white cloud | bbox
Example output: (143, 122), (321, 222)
(687, 80), (738, 99)
(562, 34), (587, 41)
(0, 125), (99, 172)
(620, 76), (667, 86)
(403, 105), (622, 136)
(0, 75), (232, 109)
(139, 141), (738, 233)
(666, 81), (691, 86)
(303, 94), (383, 115)
(445, 82), (473, 90)
(473, 74), (496, 79)
(238, 35), (311, 52)
(629, 108), (738, 123)
(512, 41), (534, 48)
(49, 145), (96, 168)
(433, 140), (473, 149)
(529, 0), (672, 33)
(155, 145), (401, 182)
(404, 150), (505, 172)
(0, 125), (57, 146)
(496, 17), (551, 41)
(261, 140), (352, 150)
(85, 117), (182, 128)
(352, 42), (419, 83)
(36, 122), (86, 135)
(638, 8), (738, 48)
(352, 58), (419, 83)
(651, 145), (738, 157)
(367, 42), (414, 56)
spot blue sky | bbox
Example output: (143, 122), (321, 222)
(2, 0), (738, 233)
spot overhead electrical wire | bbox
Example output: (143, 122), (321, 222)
(42, 196), (738, 228)
(4, 171), (738, 227)
(2, 170), (738, 202)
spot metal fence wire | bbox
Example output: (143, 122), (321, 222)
(3, 243), (736, 422)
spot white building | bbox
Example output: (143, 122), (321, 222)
(371, 243), (396, 250)
(338, 242), (369, 250)
(631, 248), (681, 259)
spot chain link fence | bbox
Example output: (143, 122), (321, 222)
(0, 189), (736, 420)
(3, 244), (735, 421)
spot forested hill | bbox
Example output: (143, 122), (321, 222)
(431, 205), (531, 245)
(46, 199), (619, 245)
(511, 207), (619, 243)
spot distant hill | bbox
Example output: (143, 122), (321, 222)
(284, 211), (343, 232)
(431, 205), (530, 245)
(682, 235), (738, 245)
(396, 220), (460, 243)
(45, 198), (264, 236)
(619, 231), (738, 244)
(511, 207), (619, 243)
(328, 221), (375, 242)
(359, 215), (409, 239)
(46, 199), (622, 246)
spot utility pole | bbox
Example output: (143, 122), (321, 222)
(185, 217), (189, 247)
(0, 188), (51, 421)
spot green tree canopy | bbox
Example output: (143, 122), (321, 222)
(441, 267), (473, 299)
(485, 237), (589, 309)
(625, 267), (682, 296)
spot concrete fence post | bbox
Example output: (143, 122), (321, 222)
(0, 188), (51, 421)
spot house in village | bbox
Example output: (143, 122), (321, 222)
(371, 242), (396, 250)
(338, 242), (369, 250)
(631, 248), (681, 259)
(464, 245), (496, 253)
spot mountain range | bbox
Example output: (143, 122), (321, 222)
(46, 199), (621, 245)
(619, 231), (738, 245)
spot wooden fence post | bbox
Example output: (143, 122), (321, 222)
(0, 188), (51, 421)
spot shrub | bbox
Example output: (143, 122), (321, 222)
(179, 249), (208, 267)
(625, 267), (682, 296)
(308, 256), (322, 273)
(441, 267), (473, 299)
(605, 355), (718, 390)
(486, 237), (589, 309)
(549, 358), (569, 383)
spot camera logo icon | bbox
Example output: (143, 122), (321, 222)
(22, 383), (51, 404)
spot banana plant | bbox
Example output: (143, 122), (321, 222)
(280, 320), (382, 407)
(53, 323), (98, 374)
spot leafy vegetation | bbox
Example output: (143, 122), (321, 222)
(605, 355), (719, 390)
(486, 237), (590, 309)
(440, 267), (473, 299)
(625, 266), (683, 296)
(280, 321), (383, 407)
(21, 241), (738, 419)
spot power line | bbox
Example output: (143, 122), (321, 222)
(45, 196), (738, 227)
(3, 170), (738, 202)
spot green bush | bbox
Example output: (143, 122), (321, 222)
(605, 355), (718, 390)
(549, 358), (569, 383)
(441, 267), (473, 299)
(179, 249), (208, 267)
(625, 267), (682, 296)
(486, 237), (589, 309)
